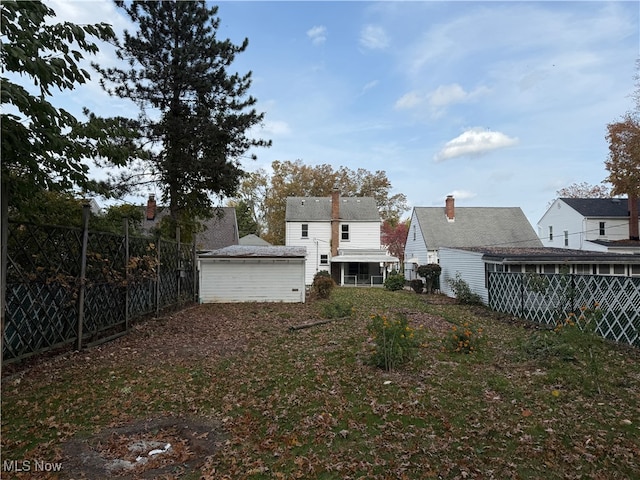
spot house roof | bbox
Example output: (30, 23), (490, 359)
(285, 196), (380, 222)
(331, 248), (399, 263)
(413, 207), (542, 249)
(141, 206), (239, 251)
(560, 197), (640, 217)
(199, 245), (306, 258)
(239, 234), (272, 246)
(447, 246), (640, 264)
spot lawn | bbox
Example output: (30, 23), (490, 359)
(2, 287), (639, 479)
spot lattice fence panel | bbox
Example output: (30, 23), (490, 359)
(489, 272), (640, 347)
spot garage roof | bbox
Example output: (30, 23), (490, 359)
(199, 245), (307, 258)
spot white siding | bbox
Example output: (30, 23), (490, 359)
(404, 209), (429, 280)
(199, 258), (305, 303)
(286, 221), (332, 284)
(439, 247), (488, 304)
(343, 221), (381, 249)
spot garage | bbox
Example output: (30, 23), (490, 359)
(198, 245), (307, 303)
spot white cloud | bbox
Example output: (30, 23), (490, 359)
(394, 84), (490, 116)
(262, 120), (292, 136)
(359, 24), (390, 50)
(434, 128), (519, 162)
(447, 190), (477, 200)
(307, 25), (327, 45)
(360, 80), (379, 95)
(394, 90), (424, 110)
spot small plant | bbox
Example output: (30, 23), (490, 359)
(367, 312), (421, 370)
(447, 273), (482, 305)
(410, 279), (424, 293)
(313, 270), (335, 299)
(321, 299), (353, 319)
(384, 273), (406, 291)
(442, 321), (483, 354)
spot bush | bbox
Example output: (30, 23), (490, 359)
(416, 264), (441, 293)
(367, 312), (421, 370)
(313, 271), (335, 299)
(384, 274), (406, 291)
(410, 279), (424, 293)
(447, 273), (482, 305)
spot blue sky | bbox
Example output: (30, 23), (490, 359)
(46, 1), (639, 227)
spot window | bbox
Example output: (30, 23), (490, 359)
(524, 265), (537, 273)
(320, 254), (328, 265)
(413, 225), (416, 241)
(631, 265), (640, 276)
(574, 264), (592, 275)
(564, 231), (569, 247)
(301, 224), (308, 238)
(613, 265), (626, 275)
(548, 226), (553, 241)
(341, 224), (349, 240)
(542, 264), (556, 274)
(598, 264), (610, 275)
(599, 222), (606, 236)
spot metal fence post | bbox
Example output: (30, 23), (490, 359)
(193, 241), (198, 304)
(1, 179), (8, 368)
(123, 217), (130, 331)
(155, 237), (161, 317)
(76, 204), (90, 351)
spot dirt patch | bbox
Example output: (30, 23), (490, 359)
(61, 416), (223, 479)
(407, 311), (453, 335)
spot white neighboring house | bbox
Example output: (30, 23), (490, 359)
(538, 197), (640, 253)
(404, 195), (542, 280)
(285, 189), (398, 286)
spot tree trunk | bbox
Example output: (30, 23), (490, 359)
(629, 194), (639, 240)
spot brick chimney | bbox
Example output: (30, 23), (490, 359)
(146, 194), (157, 221)
(331, 187), (340, 256)
(445, 195), (455, 222)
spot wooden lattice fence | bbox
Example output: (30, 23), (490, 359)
(488, 271), (640, 347)
(2, 211), (196, 364)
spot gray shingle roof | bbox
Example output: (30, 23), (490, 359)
(199, 245), (306, 258)
(141, 206), (238, 251)
(414, 207), (542, 249)
(451, 246), (640, 263)
(285, 196), (380, 222)
(561, 197), (640, 217)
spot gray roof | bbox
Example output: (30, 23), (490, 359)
(450, 246), (640, 264)
(239, 234), (272, 246)
(141, 206), (239, 251)
(414, 206), (542, 249)
(285, 196), (380, 222)
(561, 197), (640, 217)
(199, 245), (306, 258)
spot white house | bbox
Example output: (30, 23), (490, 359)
(285, 189), (398, 285)
(537, 197), (640, 253)
(404, 196), (542, 280)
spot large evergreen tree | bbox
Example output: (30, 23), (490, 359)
(96, 1), (270, 236)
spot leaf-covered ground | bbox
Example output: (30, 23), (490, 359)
(2, 288), (640, 479)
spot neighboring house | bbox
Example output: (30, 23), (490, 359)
(198, 245), (307, 303)
(285, 188), (398, 286)
(239, 234), (272, 246)
(140, 194), (239, 251)
(404, 195), (542, 280)
(538, 197), (640, 253)
(439, 246), (640, 305)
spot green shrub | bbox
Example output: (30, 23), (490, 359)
(410, 279), (424, 293)
(367, 313), (421, 370)
(313, 271), (335, 299)
(447, 273), (482, 305)
(384, 274), (406, 291)
(416, 264), (441, 293)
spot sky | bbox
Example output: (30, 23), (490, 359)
(40, 1), (640, 227)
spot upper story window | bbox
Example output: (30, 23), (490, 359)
(599, 222), (606, 236)
(413, 225), (416, 241)
(320, 254), (328, 265)
(341, 224), (349, 241)
(564, 230), (569, 247)
(548, 226), (553, 241)
(301, 224), (308, 238)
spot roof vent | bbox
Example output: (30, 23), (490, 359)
(301, 200), (305, 205)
